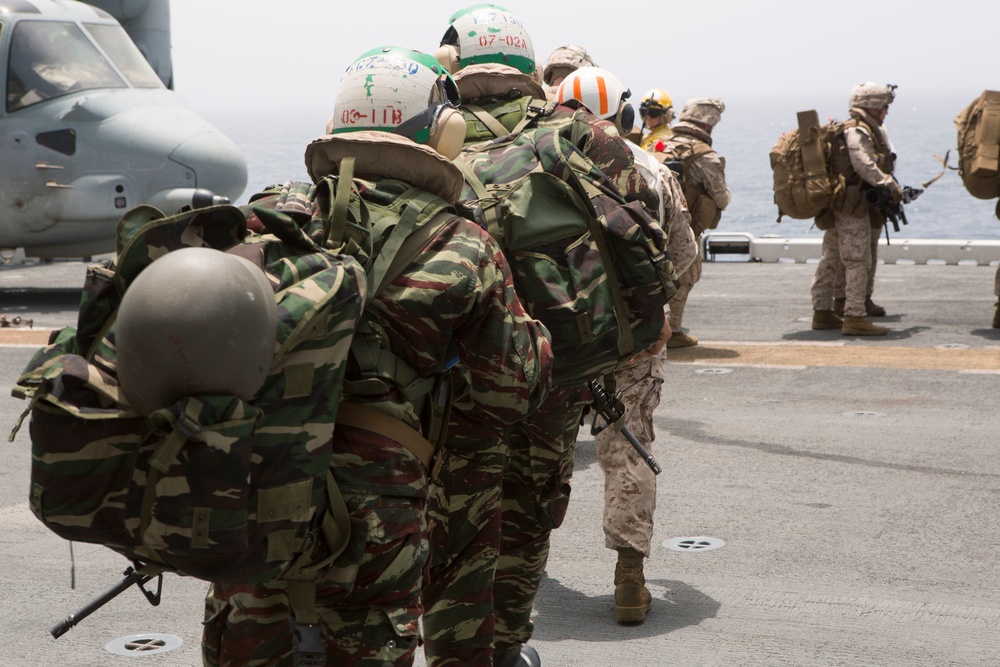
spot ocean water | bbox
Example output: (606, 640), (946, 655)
(199, 91), (1000, 242)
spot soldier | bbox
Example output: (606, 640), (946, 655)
(553, 65), (698, 624)
(540, 44), (596, 100)
(201, 46), (553, 666)
(425, 7), (673, 666)
(649, 97), (731, 348)
(811, 82), (901, 336)
(638, 88), (675, 151)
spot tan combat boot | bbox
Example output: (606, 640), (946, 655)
(812, 310), (843, 330)
(614, 547), (652, 623)
(666, 332), (698, 349)
(842, 316), (887, 336)
(833, 297), (846, 317)
(865, 297), (886, 317)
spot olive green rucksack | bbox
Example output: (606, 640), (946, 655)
(455, 125), (675, 386)
(954, 90), (1000, 210)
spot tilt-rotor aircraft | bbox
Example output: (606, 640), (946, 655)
(0, 0), (246, 258)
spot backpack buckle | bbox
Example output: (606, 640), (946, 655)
(290, 621), (325, 666)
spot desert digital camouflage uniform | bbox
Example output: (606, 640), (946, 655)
(202, 133), (553, 667)
(650, 101), (730, 341)
(592, 144), (696, 557)
(420, 66), (670, 665)
(812, 107), (896, 319)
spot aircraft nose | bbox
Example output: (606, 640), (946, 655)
(168, 130), (248, 203)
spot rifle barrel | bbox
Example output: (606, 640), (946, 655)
(51, 568), (152, 639)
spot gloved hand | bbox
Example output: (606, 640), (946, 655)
(889, 184), (904, 206)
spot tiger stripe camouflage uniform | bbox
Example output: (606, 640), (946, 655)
(421, 92), (668, 665)
(202, 134), (553, 667)
(593, 144), (696, 558)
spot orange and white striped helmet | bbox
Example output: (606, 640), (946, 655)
(554, 66), (634, 134)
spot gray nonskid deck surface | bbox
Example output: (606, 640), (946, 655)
(2, 259), (998, 666)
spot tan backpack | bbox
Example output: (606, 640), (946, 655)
(770, 110), (845, 222)
(954, 90), (1000, 202)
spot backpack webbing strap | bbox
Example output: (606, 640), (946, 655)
(336, 402), (435, 468)
(509, 98), (555, 136)
(366, 193), (453, 300)
(140, 399), (203, 540)
(797, 110), (827, 179)
(452, 159), (502, 241)
(552, 138), (636, 359)
(326, 157), (356, 250)
(463, 103), (511, 139)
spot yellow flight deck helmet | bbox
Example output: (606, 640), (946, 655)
(639, 88), (674, 124)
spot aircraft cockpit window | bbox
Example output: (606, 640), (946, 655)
(85, 23), (163, 90)
(6, 20), (126, 112)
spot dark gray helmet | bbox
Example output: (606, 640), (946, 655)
(116, 247), (277, 414)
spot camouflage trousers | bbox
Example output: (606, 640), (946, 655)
(833, 224), (881, 301)
(593, 351), (666, 557)
(667, 243), (703, 332)
(202, 424), (429, 667)
(994, 265), (1000, 297)
(421, 385), (590, 665)
(494, 384), (591, 652)
(422, 409), (508, 667)
(811, 213), (875, 317)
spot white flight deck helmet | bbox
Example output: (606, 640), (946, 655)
(434, 4), (536, 77)
(554, 66), (636, 137)
(849, 81), (897, 111)
(116, 247), (277, 415)
(328, 46), (466, 160)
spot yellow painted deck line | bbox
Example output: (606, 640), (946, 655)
(0, 329), (52, 346)
(668, 341), (1000, 372)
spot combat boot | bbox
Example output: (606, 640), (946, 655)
(614, 547), (652, 623)
(494, 644), (541, 667)
(865, 297), (886, 317)
(833, 297), (846, 317)
(993, 302), (1000, 329)
(842, 316), (887, 336)
(811, 310), (843, 330)
(666, 331), (698, 349)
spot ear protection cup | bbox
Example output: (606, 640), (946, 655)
(614, 102), (636, 138)
(434, 44), (461, 74)
(426, 107), (466, 160)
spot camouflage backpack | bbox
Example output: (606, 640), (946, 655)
(770, 110), (845, 222)
(455, 125), (675, 385)
(9, 203), (367, 635)
(954, 90), (1000, 204)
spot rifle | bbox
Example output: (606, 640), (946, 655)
(863, 181), (923, 237)
(588, 379), (662, 475)
(51, 565), (163, 638)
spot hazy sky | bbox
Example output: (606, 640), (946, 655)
(170, 0), (996, 113)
